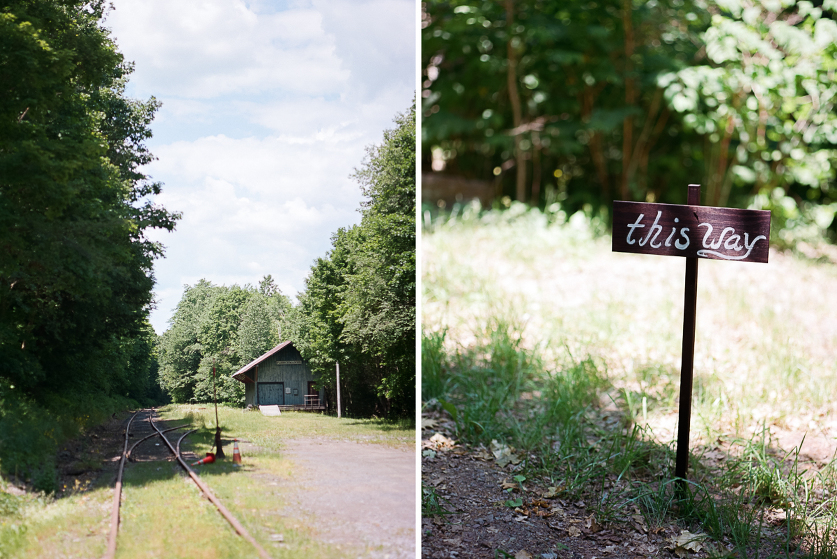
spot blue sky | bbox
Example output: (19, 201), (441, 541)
(105, 0), (416, 333)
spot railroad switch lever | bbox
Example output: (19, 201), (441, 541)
(214, 426), (226, 459)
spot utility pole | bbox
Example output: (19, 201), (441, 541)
(213, 361), (225, 459)
(336, 361), (341, 419)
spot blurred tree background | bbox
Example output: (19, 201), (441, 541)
(422, 0), (837, 249)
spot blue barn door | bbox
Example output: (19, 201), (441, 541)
(257, 382), (284, 405)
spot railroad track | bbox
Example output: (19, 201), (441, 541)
(103, 409), (271, 559)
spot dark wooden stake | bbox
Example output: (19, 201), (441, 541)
(675, 184), (701, 489)
(213, 363), (225, 459)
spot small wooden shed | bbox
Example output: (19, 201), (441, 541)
(231, 341), (325, 410)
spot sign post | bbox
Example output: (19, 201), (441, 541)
(612, 184), (770, 486)
(336, 361), (342, 419)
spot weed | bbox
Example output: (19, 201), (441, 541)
(422, 484), (455, 518)
(422, 329), (448, 402)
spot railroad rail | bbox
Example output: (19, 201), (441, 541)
(103, 409), (271, 559)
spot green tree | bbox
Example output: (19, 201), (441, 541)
(158, 277), (291, 404)
(422, 0), (837, 245)
(289, 104), (417, 418)
(422, 0), (707, 207)
(660, 0), (837, 243)
(158, 280), (223, 403)
(343, 103), (416, 412)
(0, 0), (178, 400)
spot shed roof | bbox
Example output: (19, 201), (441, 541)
(231, 341), (293, 381)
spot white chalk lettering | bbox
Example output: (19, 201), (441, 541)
(723, 234), (742, 251)
(626, 212), (763, 259)
(639, 211), (664, 248)
(675, 229), (690, 250)
(626, 214), (645, 245)
(665, 218), (679, 247)
(696, 232), (766, 260)
(711, 227), (735, 249)
(699, 223), (714, 248)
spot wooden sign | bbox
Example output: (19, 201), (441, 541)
(613, 201), (771, 263)
(612, 185), (771, 488)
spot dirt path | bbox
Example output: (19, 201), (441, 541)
(281, 439), (416, 558)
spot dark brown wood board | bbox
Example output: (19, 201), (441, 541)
(612, 201), (771, 263)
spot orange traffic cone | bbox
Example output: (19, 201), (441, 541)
(232, 439), (242, 464)
(192, 452), (215, 466)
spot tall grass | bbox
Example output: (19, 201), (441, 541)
(0, 379), (139, 493)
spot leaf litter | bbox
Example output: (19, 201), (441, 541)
(421, 412), (715, 559)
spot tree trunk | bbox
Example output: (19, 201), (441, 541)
(505, 0), (526, 203)
(621, 0), (635, 200)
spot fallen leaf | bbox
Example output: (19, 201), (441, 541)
(603, 545), (616, 554)
(422, 449), (436, 460)
(442, 538), (462, 547)
(542, 486), (561, 499)
(421, 418), (439, 430)
(474, 446), (493, 461)
(501, 479), (518, 491)
(491, 440), (521, 468)
(514, 551), (533, 559)
(430, 433), (456, 450)
(585, 515), (602, 533)
(568, 526), (581, 537)
(670, 530), (706, 557)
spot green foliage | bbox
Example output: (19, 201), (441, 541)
(421, 329), (448, 401)
(422, 484), (456, 517)
(422, 0), (837, 245)
(158, 279), (289, 405)
(0, 378), (138, 493)
(287, 103), (416, 419)
(0, 0), (176, 486)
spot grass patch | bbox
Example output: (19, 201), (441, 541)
(159, 404), (415, 450)
(422, 205), (837, 556)
(1, 405), (413, 558)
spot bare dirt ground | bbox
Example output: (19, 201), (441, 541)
(280, 438), (417, 559)
(422, 443), (664, 559)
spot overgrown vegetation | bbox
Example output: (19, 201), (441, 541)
(0, 0), (176, 490)
(422, 207), (837, 556)
(159, 104), (416, 419)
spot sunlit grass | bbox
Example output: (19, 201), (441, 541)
(422, 203), (837, 555)
(0, 407), (413, 558)
(159, 405), (415, 450)
(423, 203), (837, 443)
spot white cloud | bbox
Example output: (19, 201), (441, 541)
(314, 0), (415, 101)
(148, 134), (365, 207)
(107, 0), (349, 98)
(106, 0), (415, 333)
